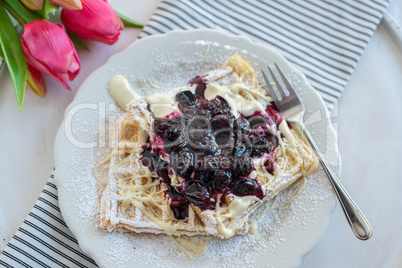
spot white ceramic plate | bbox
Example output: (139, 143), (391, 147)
(54, 29), (338, 268)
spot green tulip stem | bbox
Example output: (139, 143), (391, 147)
(0, 0), (26, 25)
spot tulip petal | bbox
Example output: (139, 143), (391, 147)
(48, 0), (82, 10)
(20, 0), (44, 11)
(61, 0), (123, 45)
(21, 20), (80, 91)
(27, 64), (47, 97)
(22, 22), (72, 73)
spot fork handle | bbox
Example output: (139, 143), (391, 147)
(293, 122), (373, 240)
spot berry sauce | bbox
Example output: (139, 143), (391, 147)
(141, 78), (282, 220)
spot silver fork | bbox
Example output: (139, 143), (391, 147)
(262, 63), (372, 240)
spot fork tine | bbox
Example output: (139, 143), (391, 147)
(274, 63), (296, 96)
(268, 66), (287, 99)
(262, 70), (281, 105)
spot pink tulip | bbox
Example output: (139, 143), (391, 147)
(20, 0), (43, 11)
(21, 20), (80, 91)
(48, 0), (82, 10)
(27, 65), (47, 97)
(61, 0), (123, 45)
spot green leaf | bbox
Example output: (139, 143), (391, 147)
(39, 0), (59, 19)
(67, 30), (90, 52)
(116, 11), (144, 28)
(0, 5), (27, 111)
(0, 0), (43, 24)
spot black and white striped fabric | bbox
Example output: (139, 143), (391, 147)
(0, 1), (389, 267)
(0, 172), (97, 268)
(139, 0), (389, 106)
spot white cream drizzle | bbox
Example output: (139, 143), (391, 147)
(170, 236), (207, 259)
(108, 73), (267, 119)
(108, 75), (142, 109)
(147, 78), (161, 89)
(144, 85), (196, 117)
(145, 92), (178, 118)
(278, 121), (296, 148)
(201, 194), (262, 239)
(204, 83), (267, 117)
(249, 220), (258, 235)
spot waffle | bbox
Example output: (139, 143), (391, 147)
(100, 55), (318, 239)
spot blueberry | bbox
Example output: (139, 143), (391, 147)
(220, 145), (235, 156)
(211, 114), (232, 130)
(250, 137), (271, 158)
(248, 116), (269, 129)
(188, 76), (207, 98)
(212, 97), (230, 114)
(176, 91), (196, 107)
(172, 150), (194, 178)
(216, 155), (235, 169)
(164, 134), (187, 154)
(264, 158), (275, 175)
(187, 116), (210, 130)
(235, 116), (251, 136)
(185, 181), (210, 207)
(265, 133), (279, 148)
(141, 146), (155, 171)
(163, 119), (183, 143)
(211, 114), (235, 147)
(156, 160), (169, 181)
(233, 143), (247, 158)
(234, 136), (252, 158)
(170, 204), (188, 220)
(213, 169), (233, 191)
(215, 131), (233, 147)
(180, 106), (198, 118)
(234, 155), (253, 177)
(232, 179), (259, 196)
(166, 185), (190, 220)
(167, 185), (185, 200)
(194, 160), (210, 183)
(153, 118), (169, 137)
(187, 129), (213, 151)
(204, 155), (220, 171)
(201, 97), (230, 116)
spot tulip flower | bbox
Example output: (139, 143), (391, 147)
(61, 0), (123, 45)
(20, 0), (43, 11)
(21, 20), (80, 91)
(27, 64), (47, 97)
(48, 0), (82, 10)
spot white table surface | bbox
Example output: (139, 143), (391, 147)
(1, 0), (401, 267)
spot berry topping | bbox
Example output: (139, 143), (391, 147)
(144, 80), (282, 220)
(185, 181), (211, 208)
(232, 179), (263, 197)
(213, 169), (233, 191)
(171, 150), (194, 178)
(170, 203), (189, 220)
(163, 119), (183, 143)
(176, 90), (197, 107)
(189, 76), (207, 98)
(153, 118), (169, 137)
(250, 137), (272, 158)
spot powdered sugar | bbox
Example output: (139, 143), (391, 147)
(55, 30), (337, 268)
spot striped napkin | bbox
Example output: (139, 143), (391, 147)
(0, 1), (389, 267)
(139, 0), (389, 106)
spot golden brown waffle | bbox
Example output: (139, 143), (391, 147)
(100, 55), (318, 238)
